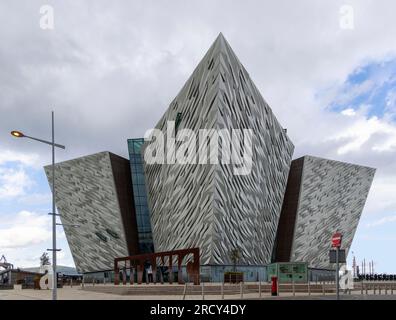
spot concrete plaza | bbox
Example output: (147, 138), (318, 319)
(1, 283), (396, 300)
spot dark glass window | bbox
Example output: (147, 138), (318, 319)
(127, 138), (154, 253)
(95, 232), (108, 242)
(175, 112), (182, 133)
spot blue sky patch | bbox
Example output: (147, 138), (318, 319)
(328, 58), (396, 120)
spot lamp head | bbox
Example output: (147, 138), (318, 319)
(11, 130), (25, 138)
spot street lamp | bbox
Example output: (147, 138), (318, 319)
(11, 111), (65, 301)
(11, 131), (24, 138)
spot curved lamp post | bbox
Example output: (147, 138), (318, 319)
(11, 111), (65, 300)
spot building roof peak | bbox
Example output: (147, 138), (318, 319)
(212, 32), (230, 51)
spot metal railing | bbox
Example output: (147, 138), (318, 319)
(179, 280), (396, 299)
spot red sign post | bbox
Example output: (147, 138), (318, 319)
(331, 232), (342, 248)
(331, 232), (342, 300)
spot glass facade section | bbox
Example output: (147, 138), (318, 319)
(127, 138), (154, 253)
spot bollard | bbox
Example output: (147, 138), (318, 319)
(322, 282), (325, 296)
(201, 282), (204, 300)
(391, 284), (394, 295)
(182, 283), (187, 300)
(379, 285), (381, 295)
(365, 283), (368, 295)
(385, 285), (388, 295)
(277, 277), (280, 296)
(70, 279), (72, 288)
(308, 281), (311, 296)
(240, 282), (243, 299)
(259, 279), (262, 298)
(221, 282), (224, 300)
(292, 279), (296, 296)
(159, 269), (164, 285)
(374, 284), (376, 295)
(361, 282), (363, 295)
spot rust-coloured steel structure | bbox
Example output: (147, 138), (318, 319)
(114, 248), (200, 285)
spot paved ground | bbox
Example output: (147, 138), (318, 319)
(1, 286), (396, 300)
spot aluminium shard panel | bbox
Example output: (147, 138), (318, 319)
(45, 151), (139, 273)
(274, 155), (375, 268)
(143, 33), (294, 265)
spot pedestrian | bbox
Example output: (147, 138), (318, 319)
(147, 265), (153, 283)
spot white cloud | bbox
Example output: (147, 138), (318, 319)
(341, 108), (356, 116)
(0, 149), (43, 199)
(364, 176), (396, 216)
(0, 150), (45, 200)
(56, 247), (75, 267)
(0, 251), (42, 269)
(0, 150), (39, 167)
(0, 210), (51, 249)
(0, 167), (34, 198)
(366, 215), (396, 228)
(326, 115), (396, 155)
(0, 211), (72, 268)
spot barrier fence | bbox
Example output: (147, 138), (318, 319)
(80, 279), (396, 299)
(181, 281), (396, 299)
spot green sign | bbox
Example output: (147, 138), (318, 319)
(267, 262), (308, 283)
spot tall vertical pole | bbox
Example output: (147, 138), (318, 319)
(367, 261), (369, 275)
(52, 111), (57, 301)
(336, 247), (339, 300)
(352, 255), (356, 278)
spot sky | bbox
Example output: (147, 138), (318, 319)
(0, 0), (395, 273)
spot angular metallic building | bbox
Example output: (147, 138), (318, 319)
(45, 152), (139, 273)
(274, 155), (375, 268)
(44, 34), (376, 280)
(143, 33), (294, 266)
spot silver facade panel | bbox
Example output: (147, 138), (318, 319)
(143, 34), (294, 265)
(290, 156), (375, 268)
(45, 152), (131, 273)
